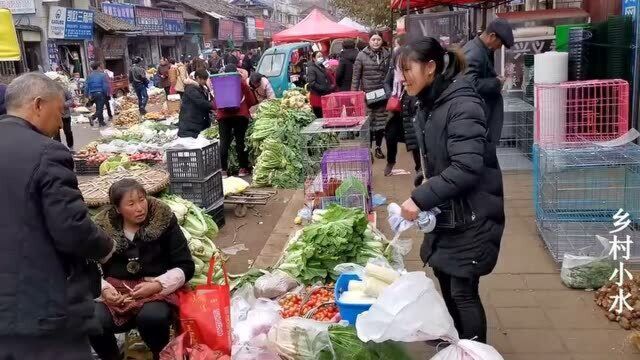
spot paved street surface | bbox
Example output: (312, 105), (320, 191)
(254, 148), (640, 360)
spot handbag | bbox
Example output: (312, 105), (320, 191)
(365, 88), (387, 105)
(178, 258), (231, 355)
(386, 95), (401, 112)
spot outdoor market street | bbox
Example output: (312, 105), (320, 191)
(68, 119), (640, 359)
(248, 145), (640, 360)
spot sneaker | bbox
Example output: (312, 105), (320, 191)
(221, 171), (228, 179)
(99, 121), (107, 127)
(384, 163), (394, 176)
(89, 119), (94, 127)
(375, 147), (385, 159)
(238, 168), (250, 177)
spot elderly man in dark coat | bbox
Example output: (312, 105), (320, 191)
(462, 18), (514, 145)
(0, 72), (114, 359)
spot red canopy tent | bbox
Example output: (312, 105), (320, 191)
(272, 9), (367, 43)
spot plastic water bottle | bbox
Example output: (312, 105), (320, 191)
(416, 208), (440, 233)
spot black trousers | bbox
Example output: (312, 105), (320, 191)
(371, 129), (384, 148)
(164, 87), (171, 98)
(385, 112), (403, 164)
(89, 301), (173, 360)
(0, 333), (92, 360)
(312, 106), (323, 119)
(219, 116), (250, 171)
(433, 269), (487, 343)
(92, 92), (106, 125)
(54, 116), (74, 148)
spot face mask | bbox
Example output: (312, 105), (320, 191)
(316, 57), (325, 65)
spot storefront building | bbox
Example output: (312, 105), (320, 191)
(47, 5), (94, 78)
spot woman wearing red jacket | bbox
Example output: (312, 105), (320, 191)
(216, 64), (258, 178)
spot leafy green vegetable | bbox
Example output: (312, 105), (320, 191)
(335, 177), (368, 199)
(277, 205), (383, 284)
(320, 326), (413, 360)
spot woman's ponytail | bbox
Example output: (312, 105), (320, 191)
(444, 47), (466, 79)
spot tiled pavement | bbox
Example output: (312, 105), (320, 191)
(254, 151), (639, 360)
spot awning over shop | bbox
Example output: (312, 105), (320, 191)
(206, 11), (226, 19)
(338, 17), (369, 33)
(0, 9), (21, 61)
(273, 9), (367, 43)
(94, 11), (142, 34)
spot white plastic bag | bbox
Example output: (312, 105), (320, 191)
(560, 235), (615, 289)
(254, 270), (300, 299)
(430, 340), (504, 360)
(267, 318), (335, 360)
(356, 272), (503, 360)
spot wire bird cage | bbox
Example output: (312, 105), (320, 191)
(536, 219), (640, 263)
(497, 96), (535, 171)
(303, 148), (372, 212)
(300, 117), (370, 177)
(321, 91), (367, 128)
(406, 10), (470, 47)
(533, 144), (640, 224)
(534, 79), (629, 148)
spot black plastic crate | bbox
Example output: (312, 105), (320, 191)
(169, 170), (223, 208)
(74, 158), (100, 175)
(166, 141), (221, 180)
(207, 200), (225, 229)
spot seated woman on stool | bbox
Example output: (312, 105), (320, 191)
(90, 179), (194, 360)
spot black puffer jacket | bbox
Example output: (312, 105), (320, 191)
(351, 46), (390, 93)
(462, 37), (504, 144)
(402, 94), (418, 151)
(411, 77), (504, 278)
(306, 61), (333, 96)
(335, 48), (358, 91)
(94, 197), (195, 281)
(0, 116), (113, 337)
(178, 83), (213, 138)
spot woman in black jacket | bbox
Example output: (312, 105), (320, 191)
(90, 179), (195, 360)
(306, 50), (335, 118)
(383, 34), (421, 175)
(399, 38), (504, 344)
(177, 69), (213, 138)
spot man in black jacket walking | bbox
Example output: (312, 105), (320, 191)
(0, 72), (114, 359)
(335, 39), (358, 91)
(462, 18), (514, 145)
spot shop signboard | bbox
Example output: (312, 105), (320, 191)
(102, 35), (127, 59)
(233, 20), (244, 42)
(246, 17), (256, 41)
(406, 11), (469, 46)
(102, 3), (136, 26)
(135, 6), (163, 35)
(0, 0), (35, 14)
(162, 10), (184, 36)
(48, 6), (94, 40)
(47, 39), (60, 70)
(219, 19), (233, 41)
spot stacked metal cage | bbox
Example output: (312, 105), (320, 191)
(304, 148), (372, 212)
(533, 79), (636, 263)
(497, 96), (535, 171)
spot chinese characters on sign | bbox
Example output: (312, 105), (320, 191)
(502, 37), (555, 91)
(48, 6), (94, 40)
(102, 3), (136, 26)
(608, 209), (634, 314)
(135, 6), (163, 35)
(162, 10), (184, 36)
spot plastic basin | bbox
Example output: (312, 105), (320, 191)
(335, 273), (372, 325)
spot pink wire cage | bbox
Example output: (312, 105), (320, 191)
(534, 79), (629, 148)
(321, 91), (367, 127)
